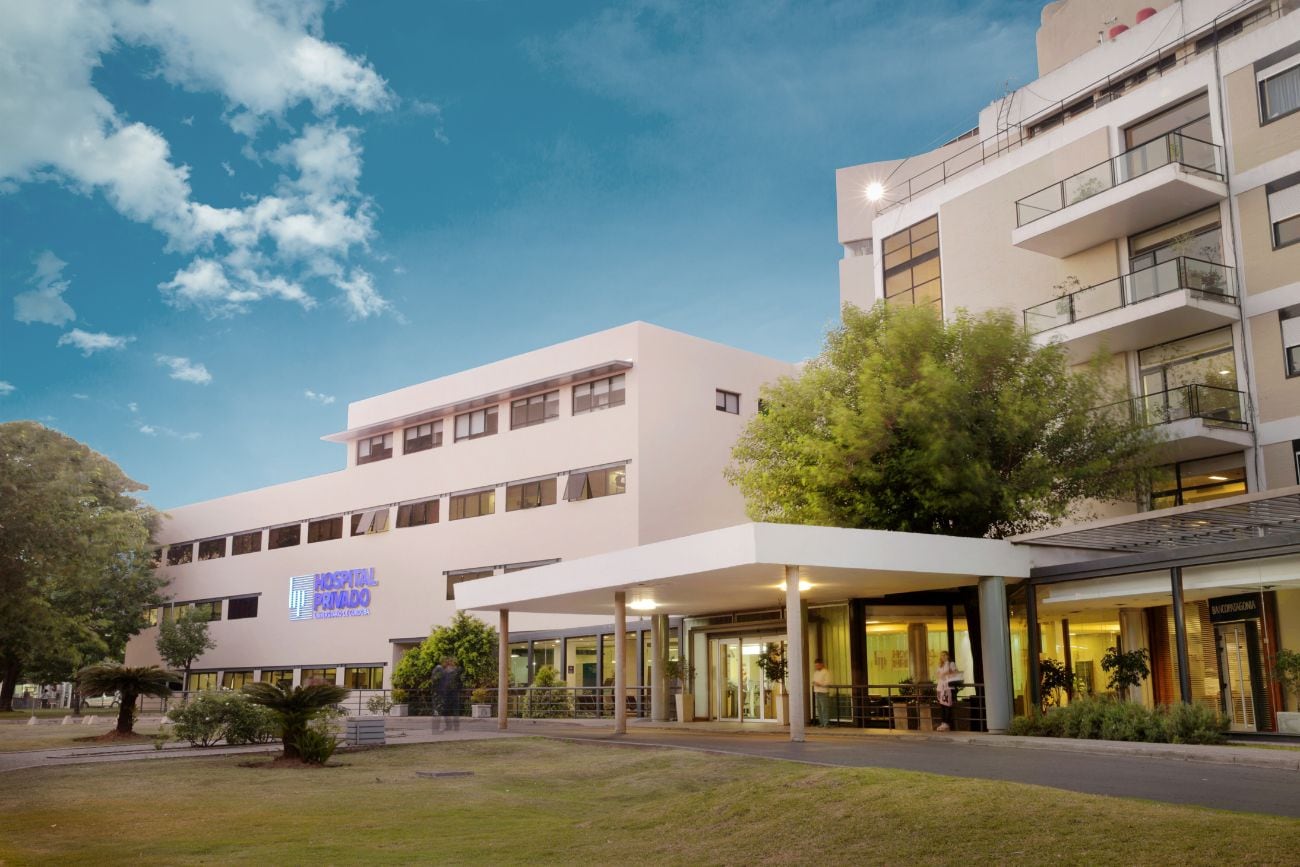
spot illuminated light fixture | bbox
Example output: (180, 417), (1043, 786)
(1207, 475), (1229, 481)
(865, 181), (885, 202)
(777, 580), (812, 592)
(1217, 369), (1231, 375)
(628, 592), (657, 611)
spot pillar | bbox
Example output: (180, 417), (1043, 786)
(785, 565), (807, 743)
(614, 591), (627, 734)
(497, 609), (509, 731)
(1025, 583), (1042, 713)
(1170, 567), (1193, 705)
(650, 613), (668, 722)
(978, 576), (1013, 734)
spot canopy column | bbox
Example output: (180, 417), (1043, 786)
(614, 591), (627, 734)
(785, 565), (807, 743)
(1170, 567), (1193, 704)
(978, 576), (1012, 734)
(497, 609), (509, 731)
(650, 613), (668, 722)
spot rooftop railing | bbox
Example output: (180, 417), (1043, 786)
(1015, 131), (1224, 227)
(1024, 257), (1236, 335)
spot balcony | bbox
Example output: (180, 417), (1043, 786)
(1104, 384), (1253, 464)
(1012, 132), (1227, 258)
(1023, 257), (1239, 359)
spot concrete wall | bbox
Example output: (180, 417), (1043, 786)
(1224, 36), (1300, 174)
(1037, 0), (1178, 77)
(1239, 186), (1300, 295)
(1248, 311), (1300, 422)
(1261, 440), (1299, 487)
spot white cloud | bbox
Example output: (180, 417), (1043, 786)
(56, 328), (134, 355)
(14, 250), (76, 326)
(72, 392), (89, 400)
(220, 160), (235, 177)
(333, 269), (391, 320)
(304, 389), (335, 405)
(156, 354), (212, 385)
(127, 401), (139, 412)
(138, 423), (157, 436)
(180, 115), (194, 126)
(138, 421), (199, 440)
(0, 381), (14, 396)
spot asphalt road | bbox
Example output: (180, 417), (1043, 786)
(543, 727), (1300, 818)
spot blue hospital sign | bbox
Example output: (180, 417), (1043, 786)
(288, 567), (379, 622)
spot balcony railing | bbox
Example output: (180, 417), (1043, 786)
(1100, 383), (1249, 429)
(1023, 257), (1236, 335)
(1015, 131), (1224, 227)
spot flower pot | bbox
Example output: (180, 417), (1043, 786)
(674, 693), (694, 723)
(471, 703), (493, 719)
(775, 691), (790, 726)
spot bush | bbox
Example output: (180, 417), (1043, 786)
(366, 694), (394, 716)
(1008, 698), (1228, 745)
(1167, 702), (1229, 745)
(293, 727), (338, 765)
(168, 693), (277, 747)
(523, 665), (572, 719)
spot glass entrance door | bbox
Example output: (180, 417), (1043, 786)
(742, 638), (784, 722)
(714, 638), (741, 721)
(711, 635), (784, 721)
(1217, 623), (1257, 732)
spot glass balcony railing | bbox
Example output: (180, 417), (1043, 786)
(1099, 384), (1249, 430)
(1015, 131), (1224, 227)
(1023, 257), (1236, 335)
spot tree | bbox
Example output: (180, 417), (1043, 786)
(1039, 657), (1077, 711)
(726, 304), (1163, 538)
(156, 608), (217, 690)
(0, 422), (165, 711)
(76, 664), (174, 735)
(1101, 646), (1151, 698)
(393, 612), (498, 702)
(242, 682), (348, 761)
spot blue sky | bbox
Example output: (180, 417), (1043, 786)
(0, 0), (1040, 510)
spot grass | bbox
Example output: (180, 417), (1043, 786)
(0, 723), (166, 753)
(1, 738), (1297, 865)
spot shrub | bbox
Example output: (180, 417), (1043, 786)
(523, 665), (572, 719)
(1097, 700), (1166, 743)
(167, 693), (278, 747)
(1008, 698), (1227, 745)
(222, 700), (279, 745)
(366, 694), (395, 716)
(293, 727), (339, 765)
(1167, 702), (1229, 745)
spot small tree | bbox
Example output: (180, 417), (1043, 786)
(756, 643), (787, 686)
(156, 608), (217, 690)
(76, 664), (174, 734)
(1101, 646), (1150, 698)
(393, 612), (498, 705)
(1039, 657), (1077, 711)
(1272, 649), (1300, 712)
(242, 682), (348, 761)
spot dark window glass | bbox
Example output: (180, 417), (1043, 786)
(1281, 306), (1300, 377)
(151, 547), (163, 565)
(454, 406), (499, 441)
(882, 216), (941, 313)
(716, 389), (740, 414)
(166, 544), (193, 566)
(308, 516), (343, 543)
(511, 391), (560, 429)
(1149, 453), (1247, 508)
(260, 669), (294, 689)
(447, 569), (494, 601)
(1260, 64), (1300, 123)
(343, 666), (384, 689)
(403, 421), (443, 454)
(357, 432), (394, 464)
(449, 490), (495, 520)
(396, 498), (439, 528)
(190, 600), (222, 622)
(564, 465), (628, 501)
(269, 524), (300, 549)
(227, 597), (259, 620)
(573, 374), (626, 414)
(197, 538), (226, 561)
(505, 478), (558, 511)
(221, 670), (253, 690)
(232, 531), (262, 556)
(300, 667), (337, 686)
(350, 507), (391, 536)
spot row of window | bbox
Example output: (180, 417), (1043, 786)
(159, 461), (631, 566)
(445, 558), (560, 601)
(184, 665), (384, 693)
(145, 595), (259, 625)
(357, 374), (626, 465)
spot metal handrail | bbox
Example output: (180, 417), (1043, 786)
(1023, 256), (1236, 335)
(821, 682), (989, 731)
(1098, 383), (1250, 428)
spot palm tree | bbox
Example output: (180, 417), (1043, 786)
(242, 682), (349, 760)
(76, 664), (175, 735)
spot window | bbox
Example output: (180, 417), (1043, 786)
(151, 547), (162, 566)
(447, 568), (494, 601)
(573, 374), (626, 414)
(227, 596), (259, 620)
(166, 543), (193, 566)
(449, 489), (495, 520)
(716, 389), (740, 414)
(268, 523), (300, 549)
(1281, 306), (1300, 378)
(357, 432), (394, 465)
(1150, 453), (1247, 509)
(307, 516), (343, 543)
(144, 606), (160, 627)
(1260, 62), (1300, 123)
(454, 406), (498, 441)
(403, 421), (443, 454)
(232, 531), (262, 556)
(505, 477), (557, 511)
(300, 667), (337, 686)
(564, 464), (628, 501)
(396, 498), (439, 528)
(1268, 174), (1300, 249)
(187, 672), (218, 692)
(343, 666), (384, 689)
(511, 391), (560, 429)
(1294, 440), (1300, 485)
(190, 600), (222, 622)
(1123, 93), (1210, 149)
(197, 538), (226, 561)
(260, 669), (293, 689)
(221, 670), (253, 690)
(351, 507), (391, 536)
(882, 216), (941, 312)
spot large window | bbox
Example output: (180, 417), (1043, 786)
(1139, 327), (1237, 395)
(447, 568), (494, 601)
(505, 477), (557, 511)
(227, 596), (259, 620)
(573, 374), (626, 414)
(343, 666), (384, 689)
(449, 489), (495, 520)
(564, 464), (627, 501)
(300, 667), (337, 686)
(882, 216), (941, 312)
(357, 433), (393, 465)
(221, 670), (253, 690)
(1281, 305), (1300, 377)
(511, 392), (559, 429)
(1259, 60), (1300, 124)
(268, 523), (300, 549)
(232, 531), (262, 556)
(351, 507), (391, 536)
(403, 421), (442, 454)
(397, 498), (439, 528)
(1150, 452), (1247, 509)
(260, 669), (293, 689)
(166, 543), (193, 566)
(189, 600), (222, 622)
(307, 516), (343, 543)
(454, 406), (498, 441)
(1128, 207), (1222, 271)
(716, 389), (740, 414)
(1123, 93), (1210, 149)
(197, 538), (226, 561)
(187, 672), (218, 692)
(1268, 173), (1300, 249)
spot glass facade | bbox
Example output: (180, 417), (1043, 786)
(881, 216), (941, 312)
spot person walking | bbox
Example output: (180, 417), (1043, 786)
(811, 658), (833, 727)
(437, 657), (463, 732)
(935, 650), (959, 732)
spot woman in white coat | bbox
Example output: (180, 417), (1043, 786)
(935, 650), (959, 732)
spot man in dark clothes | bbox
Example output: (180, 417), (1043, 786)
(437, 657), (463, 732)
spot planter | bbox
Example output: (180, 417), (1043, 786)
(471, 703), (493, 719)
(891, 701), (911, 731)
(774, 691), (790, 726)
(389, 704), (409, 717)
(1277, 711), (1300, 735)
(917, 704), (937, 732)
(674, 693), (695, 723)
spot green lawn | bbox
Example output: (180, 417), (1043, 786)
(1, 739), (1297, 864)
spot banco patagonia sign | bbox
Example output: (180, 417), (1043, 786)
(288, 568), (379, 622)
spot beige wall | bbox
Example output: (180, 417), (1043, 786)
(1261, 440), (1299, 488)
(1225, 62), (1300, 174)
(1239, 186), (1300, 295)
(1036, 0), (1177, 76)
(1248, 310), (1300, 422)
(939, 127), (1118, 318)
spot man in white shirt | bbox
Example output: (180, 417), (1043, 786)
(811, 658), (832, 728)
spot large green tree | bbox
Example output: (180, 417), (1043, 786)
(0, 422), (165, 711)
(393, 611), (498, 698)
(726, 304), (1162, 538)
(156, 607), (217, 690)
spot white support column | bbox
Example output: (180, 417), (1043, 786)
(497, 609), (509, 731)
(650, 613), (667, 722)
(978, 576), (1012, 734)
(785, 565), (807, 743)
(614, 591), (627, 735)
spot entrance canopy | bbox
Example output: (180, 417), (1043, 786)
(454, 522), (1038, 617)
